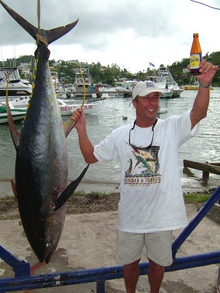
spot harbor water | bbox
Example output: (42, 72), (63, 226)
(0, 89), (220, 189)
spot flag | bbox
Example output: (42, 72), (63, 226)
(149, 62), (155, 67)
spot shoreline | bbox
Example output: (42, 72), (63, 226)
(0, 177), (218, 198)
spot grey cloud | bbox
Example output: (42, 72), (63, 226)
(0, 0), (181, 50)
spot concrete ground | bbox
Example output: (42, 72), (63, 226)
(0, 178), (220, 292)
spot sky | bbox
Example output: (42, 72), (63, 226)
(0, 0), (220, 73)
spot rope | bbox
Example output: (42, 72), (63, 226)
(36, 0), (48, 46)
(35, 33), (48, 47)
(37, 0), (41, 38)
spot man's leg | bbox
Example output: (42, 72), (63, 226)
(123, 258), (141, 293)
(148, 258), (164, 293)
(116, 231), (144, 293)
(145, 231), (173, 293)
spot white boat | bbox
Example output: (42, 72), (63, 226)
(156, 79), (173, 98)
(73, 68), (94, 100)
(6, 97), (99, 116)
(114, 81), (137, 98)
(141, 77), (173, 98)
(157, 66), (183, 97)
(0, 68), (32, 103)
(146, 75), (173, 98)
(97, 85), (119, 98)
(57, 99), (99, 115)
(148, 66), (183, 98)
(4, 96), (30, 109)
(0, 102), (26, 124)
(115, 80), (137, 93)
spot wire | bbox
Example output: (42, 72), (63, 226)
(190, 0), (220, 10)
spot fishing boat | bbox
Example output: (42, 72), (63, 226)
(157, 66), (183, 97)
(148, 66), (183, 98)
(184, 76), (214, 90)
(160, 87), (173, 98)
(143, 78), (173, 98)
(57, 99), (99, 115)
(0, 102), (26, 124)
(146, 75), (173, 98)
(0, 67), (31, 103)
(73, 67), (94, 100)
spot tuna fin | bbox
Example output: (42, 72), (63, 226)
(6, 107), (21, 150)
(5, 76), (21, 150)
(53, 164), (90, 211)
(11, 180), (18, 202)
(0, 0), (78, 45)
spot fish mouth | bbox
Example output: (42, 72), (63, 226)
(44, 246), (57, 264)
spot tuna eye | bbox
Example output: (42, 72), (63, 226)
(45, 241), (52, 248)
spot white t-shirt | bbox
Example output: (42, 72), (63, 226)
(94, 110), (199, 233)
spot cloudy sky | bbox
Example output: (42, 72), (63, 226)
(0, 0), (219, 73)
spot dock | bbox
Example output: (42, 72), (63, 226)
(60, 90), (132, 99)
(183, 159), (220, 180)
(95, 90), (132, 98)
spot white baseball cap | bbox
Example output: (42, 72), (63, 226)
(132, 81), (165, 99)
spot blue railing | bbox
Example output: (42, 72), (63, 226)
(1, 186), (220, 293)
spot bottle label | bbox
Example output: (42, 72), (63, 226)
(190, 53), (202, 69)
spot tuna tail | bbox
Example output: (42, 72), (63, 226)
(0, 0), (78, 45)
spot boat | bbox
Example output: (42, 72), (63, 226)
(147, 66), (183, 98)
(6, 97), (99, 116)
(146, 75), (174, 98)
(96, 85), (119, 98)
(50, 71), (65, 94)
(157, 66), (184, 98)
(0, 102), (26, 124)
(184, 84), (214, 90)
(184, 76), (214, 90)
(143, 77), (173, 98)
(4, 96), (30, 109)
(57, 99), (99, 115)
(0, 67), (32, 103)
(160, 87), (173, 98)
(115, 80), (137, 97)
(73, 67), (95, 100)
(183, 84), (199, 90)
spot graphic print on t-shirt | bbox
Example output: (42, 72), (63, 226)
(124, 145), (161, 186)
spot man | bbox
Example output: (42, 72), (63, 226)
(71, 60), (218, 293)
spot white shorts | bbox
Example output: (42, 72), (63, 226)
(116, 230), (173, 267)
